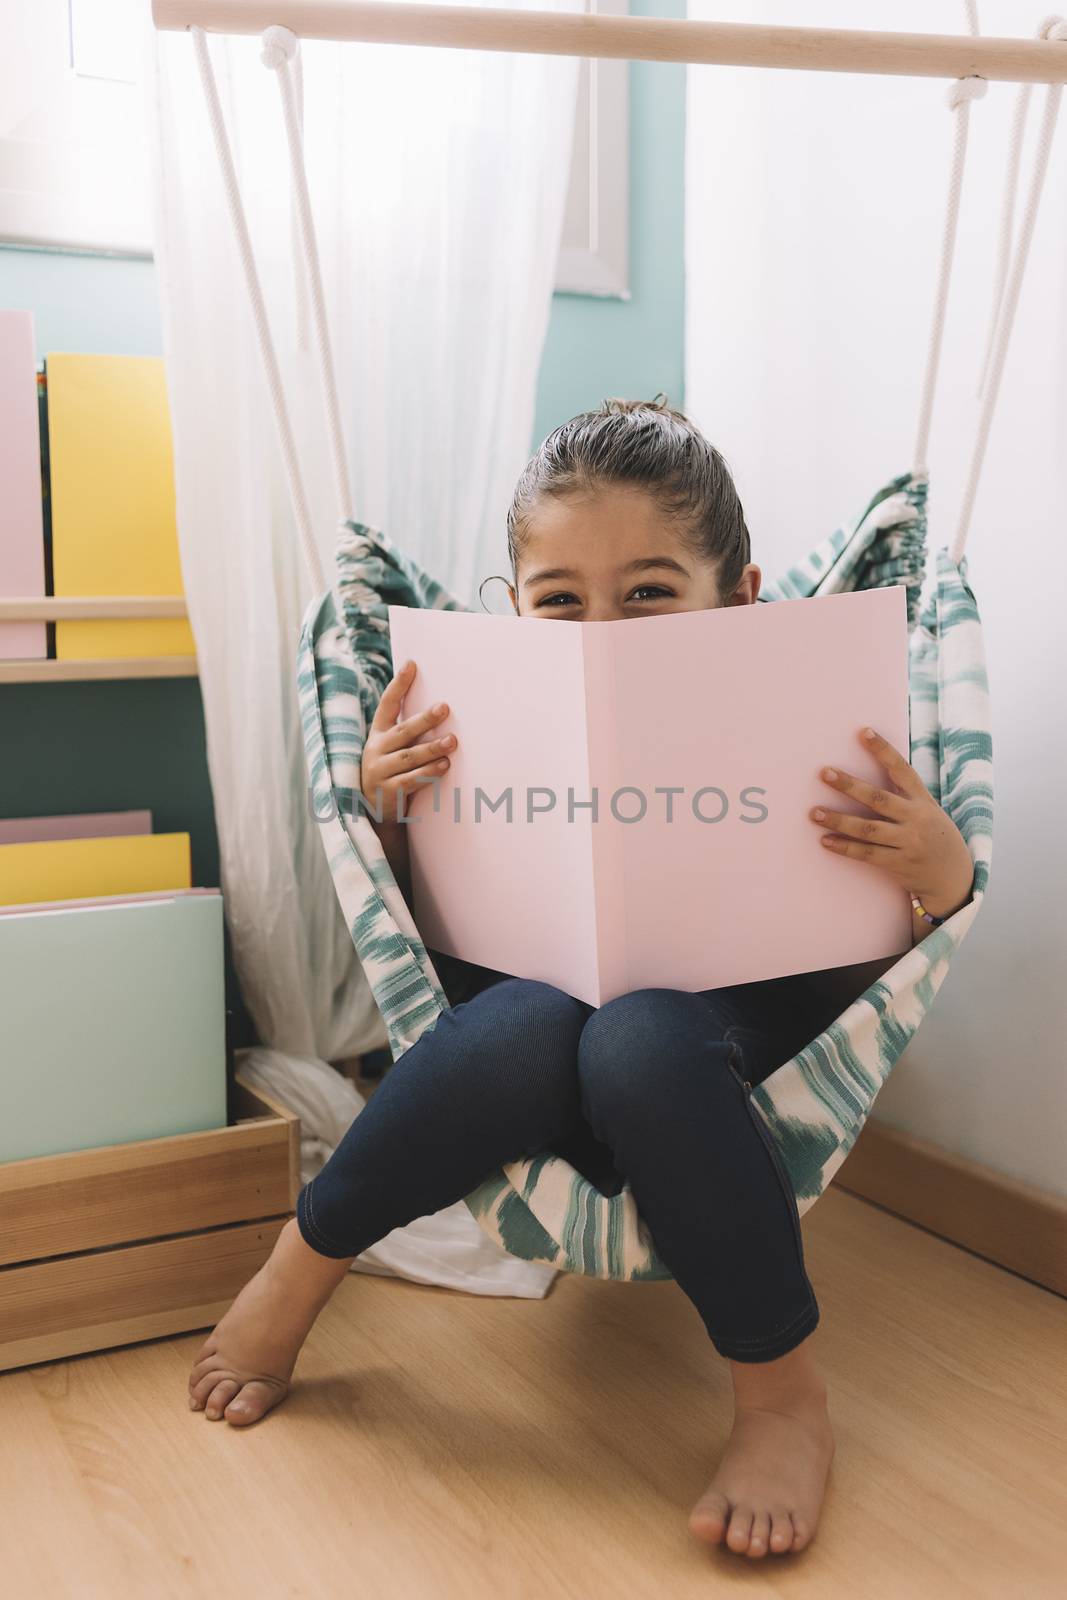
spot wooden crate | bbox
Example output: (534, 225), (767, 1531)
(0, 1069), (300, 1373)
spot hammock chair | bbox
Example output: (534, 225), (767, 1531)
(187, 9), (1063, 1280)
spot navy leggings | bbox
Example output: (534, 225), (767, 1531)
(296, 962), (837, 1363)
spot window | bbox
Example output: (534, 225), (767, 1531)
(0, 0), (629, 299)
(556, 0), (631, 300)
(0, 0), (151, 253)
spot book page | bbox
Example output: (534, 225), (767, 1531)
(589, 585), (913, 998)
(385, 606), (600, 1003)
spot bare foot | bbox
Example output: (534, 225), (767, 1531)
(688, 1340), (835, 1558)
(187, 1217), (353, 1426)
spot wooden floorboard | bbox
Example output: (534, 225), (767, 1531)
(1, 1186), (1064, 1599)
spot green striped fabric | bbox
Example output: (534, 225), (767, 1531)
(297, 470), (992, 1279)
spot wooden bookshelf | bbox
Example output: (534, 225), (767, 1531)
(0, 597), (197, 683)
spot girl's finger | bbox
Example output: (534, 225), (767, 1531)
(367, 659), (417, 736)
(381, 737), (454, 774)
(858, 727), (930, 802)
(359, 757), (451, 824)
(819, 833), (905, 870)
(379, 703), (452, 755)
(819, 764), (910, 821)
(396, 755), (452, 789)
(384, 758), (452, 812)
(811, 807), (903, 849)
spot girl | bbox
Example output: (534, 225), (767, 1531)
(186, 396), (976, 1561)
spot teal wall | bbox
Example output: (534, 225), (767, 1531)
(0, 250), (162, 359)
(533, 0), (686, 444)
(0, 1), (685, 1053)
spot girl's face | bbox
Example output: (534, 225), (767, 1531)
(505, 486), (761, 621)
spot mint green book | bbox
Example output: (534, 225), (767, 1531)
(0, 893), (228, 1164)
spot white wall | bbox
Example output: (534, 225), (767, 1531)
(685, 0), (1067, 1198)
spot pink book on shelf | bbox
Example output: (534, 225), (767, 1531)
(0, 810), (153, 845)
(0, 310), (47, 662)
(386, 585), (913, 1007)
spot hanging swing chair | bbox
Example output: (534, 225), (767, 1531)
(181, 7), (1067, 1282)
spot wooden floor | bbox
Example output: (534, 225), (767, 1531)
(2, 1185), (1065, 1599)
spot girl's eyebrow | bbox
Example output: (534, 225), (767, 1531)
(523, 555), (690, 589)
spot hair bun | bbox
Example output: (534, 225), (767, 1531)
(600, 393), (671, 416)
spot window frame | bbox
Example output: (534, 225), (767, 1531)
(0, 0), (631, 301)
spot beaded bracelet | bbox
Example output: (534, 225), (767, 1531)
(910, 894), (946, 926)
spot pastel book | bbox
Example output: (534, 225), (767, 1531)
(0, 810), (153, 846)
(44, 352), (195, 660)
(0, 310), (47, 662)
(0, 891), (228, 1164)
(0, 887), (216, 918)
(386, 585), (913, 1007)
(0, 831), (191, 908)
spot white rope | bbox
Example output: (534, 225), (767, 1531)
(261, 26), (356, 528)
(191, 25), (339, 620)
(976, 77), (1031, 397)
(953, 15), (1067, 563)
(977, 13), (1066, 397)
(292, 41), (310, 354)
(913, 0), (984, 476)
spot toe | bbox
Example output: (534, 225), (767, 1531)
(769, 1511), (794, 1554)
(189, 1352), (225, 1387)
(688, 1489), (730, 1543)
(746, 1510), (771, 1558)
(726, 1505), (754, 1553)
(223, 1379), (286, 1426)
(204, 1379), (241, 1420)
(190, 1369), (231, 1410)
(188, 1369), (212, 1406)
(190, 1336), (217, 1370)
(791, 1515), (813, 1552)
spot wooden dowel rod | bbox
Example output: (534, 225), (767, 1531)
(0, 598), (188, 622)
(151, 1), (1067, 84)
(0, 657), (198, 684)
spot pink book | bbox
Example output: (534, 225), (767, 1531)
(386, 586), (913, 1007)
(0, 310), (47, 662)
(0, 810), (153, 845)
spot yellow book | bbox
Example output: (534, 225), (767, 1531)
(0, 833), (192, 908)
(45, 353), (195, 661)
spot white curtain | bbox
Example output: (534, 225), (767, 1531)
(143, 2), (583, 1291)
(685, 0), (1067, 1199)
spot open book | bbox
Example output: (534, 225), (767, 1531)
(386, 585), (912, 1007)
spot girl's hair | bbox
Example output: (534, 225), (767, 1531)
(505, 393), (750, 599)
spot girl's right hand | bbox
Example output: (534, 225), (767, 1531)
(360, 659), (457, 832)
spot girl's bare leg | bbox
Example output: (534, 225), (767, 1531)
(187, 977), (592, 1426)
(187, 1219), (353, 1424)
(688, 1332), (836, 1558)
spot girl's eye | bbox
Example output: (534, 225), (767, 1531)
(534, 585), (674, 610)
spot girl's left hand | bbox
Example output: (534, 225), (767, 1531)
(809, 727), (975, 921)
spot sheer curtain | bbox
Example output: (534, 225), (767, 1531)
(686, 0), (1067, 1199)
(144, 3), (583, 1292)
